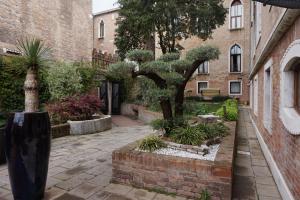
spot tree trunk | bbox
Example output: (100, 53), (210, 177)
(175, 84), (185, 117)
(24, 69), (39, 112)
(160, 99), (173, 120)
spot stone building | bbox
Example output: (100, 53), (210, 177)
(249, 2), (300, 199)
(155, 0), (251, 103)
(0, 0), (93, 61)
(93, 8), (120, 55)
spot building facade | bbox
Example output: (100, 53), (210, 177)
(249, 2), (300, 199)
(155, 0), (251, 104)
(93, 8), (120, 55)
(0, 0), (93, 61)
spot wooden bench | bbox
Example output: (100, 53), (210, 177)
(201, 88), (220, 100)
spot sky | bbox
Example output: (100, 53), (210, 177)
(93, 0), (118, 13)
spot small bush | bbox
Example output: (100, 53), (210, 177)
(185, 96), (203, 102)
(139, 135), (167, 152)
(46, 94), (102, 125)
(196, 123), (229, 140)
(212, 95), (231, 102)
(216, 99), (238, 121)
(151, 118), (188, 136)
(171, 126), (205, 146)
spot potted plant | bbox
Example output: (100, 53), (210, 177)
(5, 38), (51, 199)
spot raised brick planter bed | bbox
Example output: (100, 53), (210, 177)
(112, 122), (237, 200)
(51, 123), (70, 139)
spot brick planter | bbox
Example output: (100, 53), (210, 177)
(0, 128), (5, 165)
(112, 122), (237, 200)
(51, 123), (70, 139)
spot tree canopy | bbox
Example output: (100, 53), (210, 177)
(115, 0), (227, 58)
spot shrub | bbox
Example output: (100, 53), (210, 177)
(216, 99), (238, 121)
(185, 96), (203, 102)
(76, 63), (99, 93)
(151, 118), (188, 136)
(139, 135), (167, 152)
(46, 62), (83, 100)
(0, 56), (50, 113)
(196, 123), (229, 140)
(212, 95), (231, 102)
(46, 94), (102, 125)
(198, 189), (211, 200)
(171, 126), (205, 146)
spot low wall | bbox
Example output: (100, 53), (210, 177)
(0, 128), (5, 165)
(112, 122), (237, 200)
(121, 103), (163, 124)
(68, 116), (112, 135)
(51, 123), (70, 139)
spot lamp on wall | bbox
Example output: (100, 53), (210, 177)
(252, 0), (300, 8)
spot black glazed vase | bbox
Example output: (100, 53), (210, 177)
(5, 112), (51, 200)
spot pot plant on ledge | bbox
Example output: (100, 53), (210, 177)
(5, 38), (51, 200)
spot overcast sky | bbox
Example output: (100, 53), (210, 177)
(93, 0), (118, 13)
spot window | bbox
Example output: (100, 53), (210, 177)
(198, 61), (209, 74)
(263, 59), (272, 133)
(98, 20), (104, 38)
(229, 81), (242, 95)
(230, 0), (243, 29)
(230, 45), (242, 73)
(198, 81), (208, 94)
(294, 66), (300, 114)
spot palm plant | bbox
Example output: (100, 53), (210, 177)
(17, 38), (50, 112)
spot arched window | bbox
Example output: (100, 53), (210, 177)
(230, 0), (243, 29)
(230, 45), (242, 73)
(98, 20), (105, 38)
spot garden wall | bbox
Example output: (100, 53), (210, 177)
(121, 103), (163, 124)
(112, 122), (237, 200)
(51, 124), (70, 139)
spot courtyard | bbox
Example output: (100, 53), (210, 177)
(0, 111), (281, 200)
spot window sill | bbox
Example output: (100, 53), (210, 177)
(229, 93), (242, 96)
(229, 72), (242, 74)
(229, 27), (244, 31)
(198, 73), (209, 75)
(280, 107), (300, 135)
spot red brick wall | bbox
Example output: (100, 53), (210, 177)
(250, 17), (300, 199)
(112, 122), (236, 200)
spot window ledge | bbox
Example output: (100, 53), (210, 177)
(229, 27), (244, 31)
(198, 73), (209, 75)
(229, 72), (242, 74)
(280, 108), (300, 135)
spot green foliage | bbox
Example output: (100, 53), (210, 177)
(76, 63), (99, 93)
(0, 56), (50, 113)
(116, 0), (227, 56)
(171, 125), (205, 146)
(46, 62), (83, 100)
(159, 53), (180, 62)
(140, 60), (170, 73)
(185, 96), (203, 102)
(183, 101), (222, 117)
(106, 62), (136, 81)
(139, 135), (167, 152)
(17, 38), (50, 69)
(126, 49), (154, 64)
(216, 99), (239, 121)
(212, 95), (231, 102)
(0, 114), (6, 128)
(170, 60), (193, 72)
(198, 189), (211, 200)
(151, 118), (188, 136)
(186, 46), (220, 63)
(196, 123), (229, 140)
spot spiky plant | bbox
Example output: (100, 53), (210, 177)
(17, 38), (50, 112)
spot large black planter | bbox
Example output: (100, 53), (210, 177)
(5, 112), (51, 200)
(0, 128), (5, 164)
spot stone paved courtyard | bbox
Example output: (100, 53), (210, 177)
(0, 111), (282, 200)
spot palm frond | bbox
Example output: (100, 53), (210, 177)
(17, 38), (51, 70)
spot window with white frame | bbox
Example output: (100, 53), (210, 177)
(280, 40), (300, 135)
(263, 60), (272, 133)
(229, 81), (242, 95)
(198, 61), (209, 74)
(198, 81), (208, 94)
(253, 75), (258, 115)
(230, 0), (243, 29)
(98, 20), (105, 38)
(230, 45), (242, 73)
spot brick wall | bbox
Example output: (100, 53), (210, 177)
(112, 122), (237, 199)
(250, 16), (300, 199)
(0, 0), (93, 61)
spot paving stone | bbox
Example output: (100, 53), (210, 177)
(87, 191), (112, 200)
(232, 175), (256, 200)
(255, 176), (276, 186)
(53, 193), (85, 200)
(154, 194), (186, 200)
(126, 188), (157, 200)
(1, 194), (14, 200)
(106, 193), (132, 200)
(104, 184), (133, 196)
(0, 187), (10, 197)
(258, 195), (281, 200)
(256, 184), (281, 198)
(55, 173), (95, 191)
(69, 183), (102, 199)
(252, 166), (272, 177)
(44, 187), (66, 200)
(88, 175), (111, 187)
(251, 158), (268, 167)
(46, 177), (63, 189)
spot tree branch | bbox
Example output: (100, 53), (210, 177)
(132, 70), (167, 89)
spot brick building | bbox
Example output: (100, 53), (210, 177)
(0, 0), (93, 61)
(93, 8), (120, 55)
(155, 0), (251, 103)
(249, 2), (300, 199)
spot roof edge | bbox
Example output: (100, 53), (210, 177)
(93, 8), (120, 16)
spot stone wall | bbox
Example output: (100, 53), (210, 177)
(112, 122), (237, 199)
(0, 0), (93, 61)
